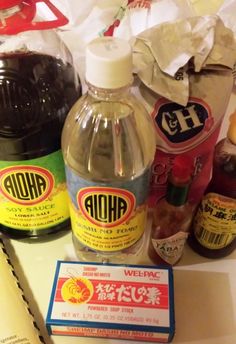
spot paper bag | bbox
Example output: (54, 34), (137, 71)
(132, 16), (236, 207)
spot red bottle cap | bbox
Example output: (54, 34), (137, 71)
(0, 0), (68, 35)
(172, 155), (194, 183)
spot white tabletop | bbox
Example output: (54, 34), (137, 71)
(3, 224), (236, 344)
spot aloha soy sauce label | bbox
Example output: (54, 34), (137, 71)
(0, 166), (53, 205)
(0, 151), (69, 230)
(66, 167), (150, 252)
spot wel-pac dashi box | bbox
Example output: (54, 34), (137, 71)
(46, 261), (175, 342)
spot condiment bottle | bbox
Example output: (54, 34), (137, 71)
(0, 0), (81, 238)
(148, 155), (194, 265)
(62, 37), (156, 264)
(188, 112), (236, 258)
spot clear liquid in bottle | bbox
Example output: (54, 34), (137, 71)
(62, 37), (156, 263)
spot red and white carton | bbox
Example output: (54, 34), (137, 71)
(46, 261), (175, 342)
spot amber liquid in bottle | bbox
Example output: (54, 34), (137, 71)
(188, 132), (236, 258)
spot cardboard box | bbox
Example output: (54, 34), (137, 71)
(46, 261), (175, 342)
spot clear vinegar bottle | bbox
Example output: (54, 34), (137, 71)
(62, 37), (156, 263)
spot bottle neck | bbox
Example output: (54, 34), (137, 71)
(166, 179), (190, 206)
(87, 82), (130, 101)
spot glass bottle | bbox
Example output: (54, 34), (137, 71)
(188, 112), (236, 258)
(0, 0), (81, 238)
(148, 155), (194, 265)
(62, 37), (156, 263)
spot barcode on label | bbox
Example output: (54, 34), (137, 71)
(197, 227), (231, 247)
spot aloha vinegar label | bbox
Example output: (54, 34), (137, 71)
(0, 150), (69, 230)
(66, 167), (150, 252)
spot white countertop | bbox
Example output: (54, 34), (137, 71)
(3, 229), (236, 344)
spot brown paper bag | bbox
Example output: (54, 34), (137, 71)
(132, 16), (236, 207)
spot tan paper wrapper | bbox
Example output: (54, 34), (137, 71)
(131, 16), (236, 207)
(132, 16), (236, 107)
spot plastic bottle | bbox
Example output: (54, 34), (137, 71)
(0, 1), (81, 238)
(62, 37), (156, 263)
(188, 112), (236, 258)
(148, 155), (194, 265)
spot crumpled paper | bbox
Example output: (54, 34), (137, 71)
(218, 0), (236, 36)
(113, 0), (194, 40)
(41, 0), (194, 87)
(132, 15), (236, 106)
(37, 1), (236, 90)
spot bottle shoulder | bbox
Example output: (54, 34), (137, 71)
(153, 200), (192, 229)
(152, 209), (192, 241)
(62, 90), (156, 181)
(71, 90), (150, 114)
(209, 137), (236, 198)
(215, 137), (236, 158)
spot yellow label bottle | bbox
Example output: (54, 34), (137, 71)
(62, 37), (156, 263)
(189, 111), (236, 257)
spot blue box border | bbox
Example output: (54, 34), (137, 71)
(46, 261), (175, 342)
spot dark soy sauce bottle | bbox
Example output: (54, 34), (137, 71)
(0, 0), (81, 238)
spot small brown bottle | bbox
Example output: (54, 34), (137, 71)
(188, 112), (236, 258)
(148, 155), (194, 265)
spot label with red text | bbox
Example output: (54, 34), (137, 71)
(66, 167), (150, 252)
(151, 231), (189, 265)
(47, 262), (175, 342)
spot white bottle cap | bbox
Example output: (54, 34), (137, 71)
(85, 37), (133, 89)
